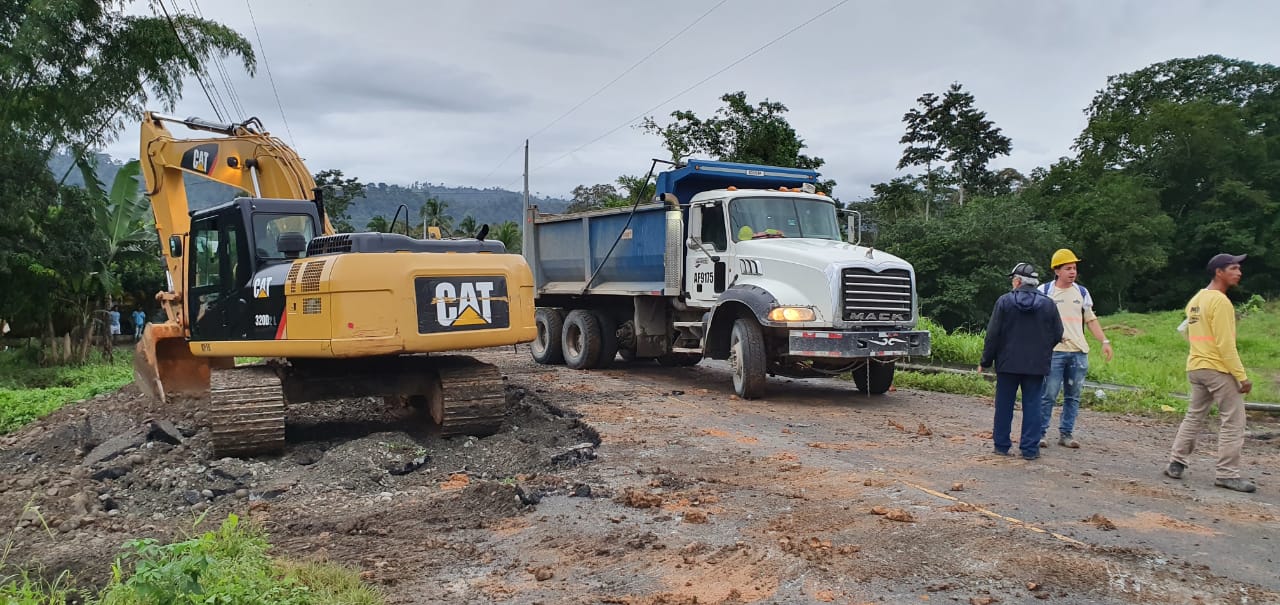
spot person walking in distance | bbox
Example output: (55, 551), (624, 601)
(1039, 249), (1114, 449)
(979, 263), (1064, 460)
(1165, 254), (1256, 493)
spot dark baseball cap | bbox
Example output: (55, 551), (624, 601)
(1206, 253), (1246, 273)
(1008, 262), (1039, 279)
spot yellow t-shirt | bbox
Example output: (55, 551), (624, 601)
(1185, 289), (1247, 382)
(1043, 283), (1097, 353)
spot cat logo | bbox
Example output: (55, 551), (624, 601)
(416, 277), (510, 334)
(434, 281), (496, 327)
(253, 276), (273, 299)
(180, 143), (219, 175)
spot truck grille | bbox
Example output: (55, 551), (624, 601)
(842, 268), (913, 323)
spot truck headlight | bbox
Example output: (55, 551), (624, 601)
(767, 307), (815, 322)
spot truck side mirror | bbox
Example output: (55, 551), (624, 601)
(845, 211), (862, 246)
(169, 235), (183, 258)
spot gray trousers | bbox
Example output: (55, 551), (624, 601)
(1169, 369), (1246, 479)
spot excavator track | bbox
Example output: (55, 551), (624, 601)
(433, 356), (507, 438)
(208, 366), (286, 457)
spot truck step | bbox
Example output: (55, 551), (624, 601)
(671, 347), (703, 354)
(673, 321), (703, 328)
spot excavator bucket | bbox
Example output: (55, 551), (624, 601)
(133, 322), (232, 403)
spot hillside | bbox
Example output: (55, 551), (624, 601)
(49, 152), (571, 230)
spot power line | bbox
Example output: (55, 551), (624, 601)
(480, 0), (728, 184)
(533, 0), (851, 175)
(245, 0), (296, 148)
(188, 0), (247, 118)
(154, 0), (224, 121)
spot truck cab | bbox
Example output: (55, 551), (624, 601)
(525, 159), (930, 399)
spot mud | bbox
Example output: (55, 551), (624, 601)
(2, 346), (1278, 604)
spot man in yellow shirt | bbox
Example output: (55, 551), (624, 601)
(1164, 253), (1255, 493)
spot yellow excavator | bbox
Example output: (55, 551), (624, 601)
(134, 112), (536, 456)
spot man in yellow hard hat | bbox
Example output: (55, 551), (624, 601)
(1036, 248), (1113, 450)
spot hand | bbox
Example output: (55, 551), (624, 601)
(976, 365), (984, 374)
(1101, 342), (1114, 362)
(1240, 379), (1253, 394)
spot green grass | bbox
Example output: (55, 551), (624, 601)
(0, 350), (135, 434)
(2, 514), (383, 604)
(903, 302), (1280, 412)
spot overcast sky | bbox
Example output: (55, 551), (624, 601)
(107, 0), (1280, 200)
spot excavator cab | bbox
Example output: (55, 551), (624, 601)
(186, 198), (318, 341)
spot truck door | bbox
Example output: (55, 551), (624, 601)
(686, 201), (730, 308)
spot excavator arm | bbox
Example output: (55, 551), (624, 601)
(136, 112), (332, 402)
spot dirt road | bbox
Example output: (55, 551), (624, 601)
(2, 346), (1277, 604)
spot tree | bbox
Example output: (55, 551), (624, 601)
(1, 0), (256, 156)
(1071, 55), (1280, 308)
(642, 92), (828, 185)
(492, 221), (521, 253)
(419, 197), (453, 236)
(365, 215), (390, 233)
(313, 169), (366, 233)
(897, 83), (1012, 212)
(566, 183), (621, 213)
(456, 215), (478, 238)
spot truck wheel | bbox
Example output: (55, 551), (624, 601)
(852, 360), (895, 394)
(562, 310), (603, 370)
(729, 317), (767, 399)
(656, 353), (701, 367)
(531, 308), (565, 365)
(591, 310), (619, 368)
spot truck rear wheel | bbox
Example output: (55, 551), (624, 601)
(562, 309), (603, 370)
(729, 317), (767, 399)
(531, 308), (565, 365)
(852, 360), (895, 394)
(591, 310), (619, 368)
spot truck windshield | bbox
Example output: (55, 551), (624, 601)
(728, 196), (841, 241)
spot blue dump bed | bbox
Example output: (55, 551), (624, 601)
(528, 203), (674, 296)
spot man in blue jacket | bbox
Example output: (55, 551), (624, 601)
(979, 263), (1064, 460)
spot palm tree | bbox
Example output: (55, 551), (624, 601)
(419, 197), (453, 236)
(492, 221), (522, 253)
(456, 214), (478, 238)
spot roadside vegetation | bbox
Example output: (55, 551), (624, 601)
(896, 301), (1279, 414)
(1, 515), (382, 605)
(0, 348), (133, 434)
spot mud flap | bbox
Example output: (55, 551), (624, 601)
(133, 322), (233, 402)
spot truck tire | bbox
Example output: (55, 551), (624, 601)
(852, 360), (895, 394)
(591, 310), (619, 368)
(531, 308), (565, 365)
(729, 317), (767, 399)
(562, 309), (603, 370)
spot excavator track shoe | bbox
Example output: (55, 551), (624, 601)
(209, 366), (287, 457)
(434, 356), (507, 438)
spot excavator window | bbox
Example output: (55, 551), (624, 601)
(189, 211), (251, 340)
(252, 213), (316, 262)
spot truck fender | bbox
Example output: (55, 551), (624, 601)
(702, 285), (776, 359)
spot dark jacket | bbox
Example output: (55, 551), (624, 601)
(980, 284), (1064, 376)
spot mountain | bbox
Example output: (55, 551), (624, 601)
(49, 152), (571, 229)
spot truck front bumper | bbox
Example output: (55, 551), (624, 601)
(787, 330), (931, 359)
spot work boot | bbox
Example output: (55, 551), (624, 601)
(1039, 440), (1048, 448)
(1214, 477), (1257, 493)
(1059, 434), (1080, 448)
(992, 448), (1011, 457)
(1164, 461), (1185, 480)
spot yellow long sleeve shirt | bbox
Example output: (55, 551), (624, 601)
(1185, 289), (1248, 382)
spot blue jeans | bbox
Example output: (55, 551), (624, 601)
(994, 373), (1044, 458)
(1041, 351), (1088, 438)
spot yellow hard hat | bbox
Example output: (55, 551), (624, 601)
(1051, 248), (1081, 269)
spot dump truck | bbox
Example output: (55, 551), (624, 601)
(523, 159), (930, 398)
